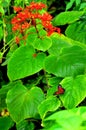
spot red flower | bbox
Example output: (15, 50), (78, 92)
(17, 12), (29, 22)
(11, 2), (61, 44)
(27, 2), (46, 10)
(12, 23), (20, 31)
(11, 17), (19, 24)
(13, 6), (23, 12)
(21, 22), (30, 30)
(54, 85), (65, 95)
(41, 13), (52, 21)
(15, 36), (20, 44)
(56, 28), (61, 34)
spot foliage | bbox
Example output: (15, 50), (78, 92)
(0, 0), (86, 130)
(66, 0), (86, 10)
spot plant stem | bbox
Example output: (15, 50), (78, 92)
(0, 37), (15, 52)
(3, 17), (6, 53)
(43, 69), (50, 88)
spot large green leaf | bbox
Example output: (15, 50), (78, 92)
(52, 11), (84, 26)
(48, 33), (86, 56)
(6, 81), (45, 123)
(60, 75), (86, 108)
(43, 107), (86, 130)
(65, 21), (86, 44)
(7, 45), (46, 81)
(38, 96), (61, 119)
(0, 116), (14, 130)
(44, 45), (86, 77)
(48, 34), (72, 56)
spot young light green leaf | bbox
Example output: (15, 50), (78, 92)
(38, 96), (61, 119)
(32, 36), (52, 51)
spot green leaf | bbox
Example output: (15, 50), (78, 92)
(79, 3), (86, 10)
(6, 23), (14, 42)
(38, 29), (47, 37)
(32, 36), (52, 51)
(38, 96), (61, 119)
(0, 26), (3, 40)
(43, 107), (86, 130)
(0, 52), (3, 59)
(47, 77), (62, 97)
(0, 116), (14, 130)
(48, 33), (72, 56)
(1, 0), (10, 7)
(75, 0), (81, 6)
(66, 0), (75, 11)
(26, 27), (38, 44)
(44, 45), (86, 77)
(0, 7), (4, 15)
(7, 45), (46, 81)
(52, 11), (84, 26)
(16, 120), (35, 130)
(48, 77), (62, 87)
(0, 82), (15, 110)
(6, 81), (45, 123)
(48, 33), (86, 56)
(65, 21), (86, 44)
(59, 75), (86, 109)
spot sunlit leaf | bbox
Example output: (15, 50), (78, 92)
(43, 107), (86, 130)
(44, 45), (86, 77)
(7, 45), (46, 81)
(52, 11), (84, 26)
(32, 36), (52, 51)
(6, 81), (45, 123)
(38, 96), (61, 119)
(60, 75), (86, 108)
(65, 21), (86, 44)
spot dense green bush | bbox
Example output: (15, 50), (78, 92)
(0, 0), (86, 130)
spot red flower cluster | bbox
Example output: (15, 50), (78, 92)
(11, 2), (61, 44)
(41, 13), (61, 36)
(13, 6), (22, 12)
(26, 2), (46, 10)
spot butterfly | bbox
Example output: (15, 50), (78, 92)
(54, 84), (65, 95)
